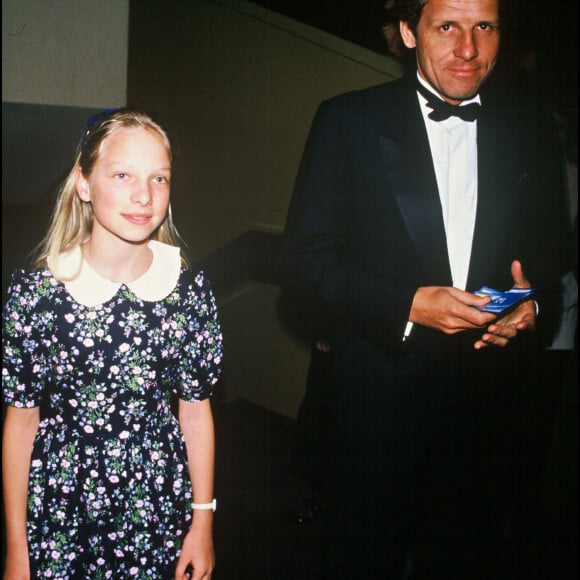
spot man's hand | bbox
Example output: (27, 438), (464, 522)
(409, 286), (497, 334)
(473, 260), (536, 349)
(409, 260), (536, 349)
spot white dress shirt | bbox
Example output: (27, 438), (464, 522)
(404, 75), (481, 341)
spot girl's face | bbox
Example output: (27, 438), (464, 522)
(76, 127), (171, 247)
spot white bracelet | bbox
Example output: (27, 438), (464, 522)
(192, 498), (217, 512)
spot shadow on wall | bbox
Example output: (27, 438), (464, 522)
(2, 190), (56, 299)
(2, 103), (104, 299)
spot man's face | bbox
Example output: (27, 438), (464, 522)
(400, 0), (500, 104)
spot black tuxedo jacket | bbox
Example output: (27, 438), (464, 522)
(278, 72), (567, 476)
(279, 72), (565, 357)
(278, 72), (570, 564)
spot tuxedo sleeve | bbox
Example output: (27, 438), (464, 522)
(277, 98), (416, 351)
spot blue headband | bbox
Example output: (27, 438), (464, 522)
(80, 108), (121, 152)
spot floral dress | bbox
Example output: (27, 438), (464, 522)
(2, 241), (223, 579)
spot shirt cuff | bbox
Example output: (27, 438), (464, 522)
(402, 321), (414, 342)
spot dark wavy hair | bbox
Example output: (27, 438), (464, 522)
(392, 0), (429, 34)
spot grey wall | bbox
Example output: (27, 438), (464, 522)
(2, 0), (128, 107)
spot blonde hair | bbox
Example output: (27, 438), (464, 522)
(34, 108), (189, 278)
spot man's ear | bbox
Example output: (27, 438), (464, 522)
(399, 21), (417, 49)
(75, 167), (91, 202)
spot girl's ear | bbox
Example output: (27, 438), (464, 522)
(399, 21), (417, 49)
(75, 167), (91, 202)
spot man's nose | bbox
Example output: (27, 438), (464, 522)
(455, 30), (478, 60)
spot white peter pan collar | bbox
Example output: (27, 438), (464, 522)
(54, 240), (182, 307)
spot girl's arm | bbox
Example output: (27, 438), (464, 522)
(2, 405), (40, 580)
(174, 398), (215, 580)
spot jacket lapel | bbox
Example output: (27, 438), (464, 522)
(466, 104), (521, 289)
(379, 78), (453, 285)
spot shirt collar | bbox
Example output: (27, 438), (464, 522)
(55, 240), (182, 307)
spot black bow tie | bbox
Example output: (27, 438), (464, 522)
(416, 82), (481, 122)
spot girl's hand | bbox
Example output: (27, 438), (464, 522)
(174, 522), (214, 580)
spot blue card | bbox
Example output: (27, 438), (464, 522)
(473, 286), (536, 314)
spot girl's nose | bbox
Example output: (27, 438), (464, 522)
(131, 182), (152, 205)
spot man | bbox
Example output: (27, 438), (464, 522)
(277, 0), (566, 578)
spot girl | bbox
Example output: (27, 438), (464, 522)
(2, 109), (222, 579)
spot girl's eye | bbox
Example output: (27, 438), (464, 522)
(115, 173), (128, 180)
(154, 176), (169, 184)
